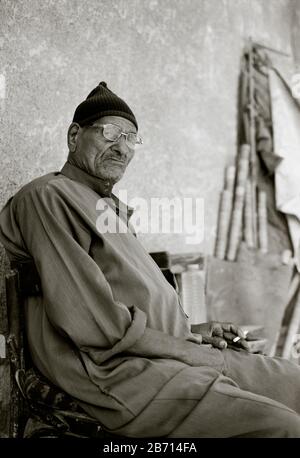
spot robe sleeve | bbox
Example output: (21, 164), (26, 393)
(0, 183), (202, 367)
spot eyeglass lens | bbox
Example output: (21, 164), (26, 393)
(103, 124), (141, 148)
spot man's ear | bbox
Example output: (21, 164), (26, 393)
(67, 123), (81, 153)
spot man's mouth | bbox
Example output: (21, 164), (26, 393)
(106, 157), (126, 165)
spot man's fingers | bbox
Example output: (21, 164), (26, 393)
(229, 325), (246, 338)
(223, 331), (238, 342)
(237, 339), (250, 351)
(211, 326), (223, 337)
(202, 335), (227, 349)
(230, 337), (250, 351)
(221, 323), (246, 338)
(192, 333), (203, 344)
(222, 331), (250, 351)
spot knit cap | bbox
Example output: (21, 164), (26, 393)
(73, 81), (138, 129)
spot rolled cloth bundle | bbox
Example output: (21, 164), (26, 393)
(226, 144), (250, 261)
(227, 186), (245, 261)
(237, 144), (250, 187)
(244, 179), (255, 248)
(215, 189), (233, 260)
(258, 190), (268, 253)
(215, 166), (235, 260)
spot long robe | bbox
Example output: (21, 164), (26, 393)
(3, 162), (300, 438)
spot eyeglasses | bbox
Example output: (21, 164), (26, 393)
(89, 123), (143, 149)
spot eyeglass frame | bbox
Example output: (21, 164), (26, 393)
(87, 123), (143, 149)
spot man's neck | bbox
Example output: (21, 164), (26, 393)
(61, 161), (114, 197)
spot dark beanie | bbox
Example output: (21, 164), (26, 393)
(72, 81), (138, 129)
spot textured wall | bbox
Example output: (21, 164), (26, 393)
(0, 0), (297, 256)
(292, 0), (300, 67)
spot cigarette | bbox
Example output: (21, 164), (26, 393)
(233, 330), (248, 343)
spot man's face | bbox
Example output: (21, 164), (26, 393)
(70, 115), (136, 183)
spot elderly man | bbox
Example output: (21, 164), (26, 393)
(1, 82), (300, 438)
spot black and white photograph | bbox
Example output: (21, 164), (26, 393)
(1, 0), (300, 445)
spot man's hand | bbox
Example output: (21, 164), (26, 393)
(191, 321), (250, 351)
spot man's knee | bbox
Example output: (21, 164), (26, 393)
(234, 407), (300, 438)
(265, 408), (300, 438)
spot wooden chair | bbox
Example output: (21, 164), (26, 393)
(3, 267), (121, 438)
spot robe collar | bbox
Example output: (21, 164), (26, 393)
(61, 161), (114, 197)
(60, 161), (134, 221)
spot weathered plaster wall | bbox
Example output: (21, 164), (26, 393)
(292, 0), (300, 67)
(0, 0), (297, 256)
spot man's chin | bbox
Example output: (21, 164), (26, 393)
(94, 160), (127, 182)
(95, 170), (124, 183)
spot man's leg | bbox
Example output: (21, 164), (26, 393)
(168, 371), (300, 437)
(113, 362), (300, 438)
(222, 348), (300, 413)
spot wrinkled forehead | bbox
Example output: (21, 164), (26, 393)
(94, 115), (137, 132)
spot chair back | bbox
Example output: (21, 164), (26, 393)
(3, 265), (121, 438)
(5, 269), (27, 437)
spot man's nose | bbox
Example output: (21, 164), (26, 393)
(112, 135), (130, 157)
